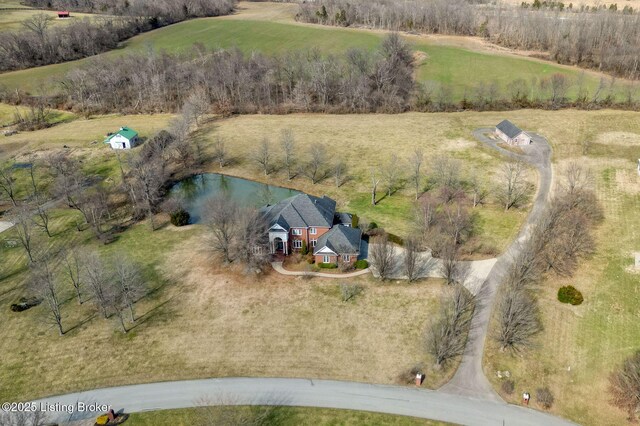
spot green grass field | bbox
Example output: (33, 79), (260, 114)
(0, 9), (103, 32)
(127, 406), (449, 426)
(0, 3), (614, 100)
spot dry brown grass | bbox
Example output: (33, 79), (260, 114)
(0, 217), (446, 401)
(484, 153), (640, 426)
(0, 113), (173, 164)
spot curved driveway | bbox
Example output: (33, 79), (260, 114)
(26, 130), (563, 426)
(441, 129), (553, 400)
(34, 378), (576, 425)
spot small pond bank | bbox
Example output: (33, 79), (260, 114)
(168, 173), (301, 223)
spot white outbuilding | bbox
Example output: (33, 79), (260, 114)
(104, 127), (139, 150)
(495, 120), (532, 146)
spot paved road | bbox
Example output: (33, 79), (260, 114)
(440, 129), (553, 400)
(0, 221), (12, 234)
(368, 246), (497, 295)
(32, 378), (576, 426)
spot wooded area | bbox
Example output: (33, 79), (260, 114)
(298, 0), (640, 79)
(0, 0), (236, 71)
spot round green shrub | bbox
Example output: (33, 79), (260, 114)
(368, 222), (378, 230)
(170, 208), (190, 227)
(354, 259), (369, 269)
(557, 285), (583, 305)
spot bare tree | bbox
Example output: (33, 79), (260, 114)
(181, 88), (210, 127)
(62, 248), (83, 304)
(0, 409), (47, 426)
(494, 283), (542, 351)
(404, 236), (421, 282)
(212, 136), (228, 168)
(0, 164), (19, 207)
(469, 171), (488, 208)
(10, 205), (36, 263)
(235, 208), (270, 270)
(496, 161), (529, 211)
(369, 234), (397, 280)
(370, 167), (380, 206)
(305, 144), (327, 184)
(22, 13), (52, 40)
(253, 137), (272, 176)
(439, 237), (461, 285)
(609, 350), (640, 422)
(425, 284), (475, 368)
(409, 148), (424, 200)
(333, 160), (347, 187)
(280, 128), (296, 180)
(113, 255), (146, 323)
(562, 161), (593, 196)
(128, 155), (166, 228)
(382, 154), (402, 196)
(83, 251), (111, 319)
(46, 151), (87, 219)
(29, 258), (64, 336)
(28, 162), (52, 237)
(204, 195), (239, 263)
(431, 156), (461, 189)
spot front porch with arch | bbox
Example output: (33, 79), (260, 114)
(269, 227), (289, 255)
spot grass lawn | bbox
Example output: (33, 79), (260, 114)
(0, 206), (447, 401)
(201, 112), (526, 247)
(0, 112), (173, 161)
(0, 9), (103, 32)
(483, 157), (640, 425)
(126, 406), (451, 426)
(0, 103), (75, 128)
(0, 2), (617, 99)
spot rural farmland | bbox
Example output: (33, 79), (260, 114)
(1, 1), (639, 426)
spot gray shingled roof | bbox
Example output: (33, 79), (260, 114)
(334, 212), (352, 226)
(496, 120), (524, 139)
(313, 225), (362, 255)
(261, 194), (336, 230)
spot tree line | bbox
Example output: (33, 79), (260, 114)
(298, 0), (640, 80)
(494, 162), (603, 352)
(0, 0), (236, 72)
(46, 33), (414, 115)
(24, 0), (236, 20)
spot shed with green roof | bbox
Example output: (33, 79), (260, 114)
(104, 126), (139, 150)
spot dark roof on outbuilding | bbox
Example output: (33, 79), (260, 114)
(313, 225), (362, 255)
(261, 194), (336, 229)
(496, 120), (524, 139)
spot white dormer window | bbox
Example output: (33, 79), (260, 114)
(310, 228), (317, 235)
(292, 229), (302, 235)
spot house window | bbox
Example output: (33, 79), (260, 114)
(323, 255), (331, 263)
(310, 239), (317, 247)
(293, 240), (302, 249)
(342, 255), (350, 262)
(310, 227), (317, 235)
(292, 229), (302, 236)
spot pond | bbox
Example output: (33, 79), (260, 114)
(168, 173), (301, 223)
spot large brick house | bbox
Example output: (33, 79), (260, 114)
(495, 120), (532, 146)
(261, 194), (361, 265)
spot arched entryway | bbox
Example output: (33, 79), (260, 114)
(274, 237), (284, 253)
